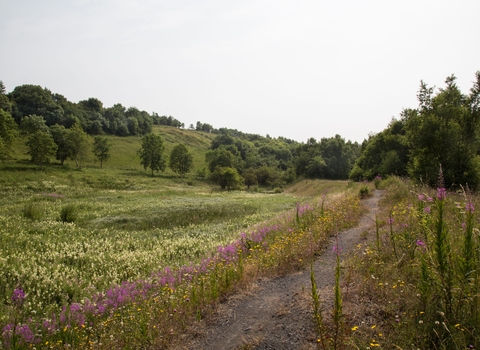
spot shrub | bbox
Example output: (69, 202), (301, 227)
(60, 204), (78, 223)
(359, 185), (370, 198)
(22, 202), (44, 221)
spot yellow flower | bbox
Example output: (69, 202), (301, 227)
(351, 326), (358, 331)
(371, 325), (376, 329)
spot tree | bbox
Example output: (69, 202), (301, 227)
(26, 130), (57, 168)
(243, 168), (258, 189)
(205, 146), (237, 173)
(93, 136), (111, 168)
(20, 115), (49, 135)
(169, 144), (193, 177)
(138, 133), (166, 176)
(49, 124), (70, 165)
(211, 167), (243, 190)
(405, 74), (480, 188)
(66, 123), (91, 168)
(0, 109), (18, 159)
(0, 81), (12, 114)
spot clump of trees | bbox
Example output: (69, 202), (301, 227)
(351, 72), (480, 189)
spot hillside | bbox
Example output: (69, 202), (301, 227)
(6, 125), (216, 174)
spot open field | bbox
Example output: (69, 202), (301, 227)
(0, 152), (364, 348)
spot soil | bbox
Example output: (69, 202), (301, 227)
(179, 190), (383, 350)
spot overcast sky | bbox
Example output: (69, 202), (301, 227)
(1, 0), (479, 143)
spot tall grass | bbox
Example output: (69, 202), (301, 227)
(0, 181), (362, 349)
(346, 176), (480, 349)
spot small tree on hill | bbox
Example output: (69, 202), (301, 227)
(66, 123), (91, 169)
(138, 133), (166, 176)
(26, 130), (57, 168)
(169, 143), (193, 177)
(93, 136), (111, 168)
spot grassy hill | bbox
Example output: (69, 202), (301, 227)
(6, 125), (216, 174)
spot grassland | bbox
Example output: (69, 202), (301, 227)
(0, 128), (365, 348)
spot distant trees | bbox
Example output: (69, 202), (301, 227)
(93, 136), (111, 168)
(169, 144), (193, 177)
(350, 71), (480, 189)
(0, 109), (18, 159)
(138, 133), (166, 176)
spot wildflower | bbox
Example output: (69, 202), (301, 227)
(418, 194), (425, 201)
(437, 187), (446, 200)
(11, 288), (26, 307)
(351, 326), (358, 331)
(388, 217), (394, 225)
(424, 206), (431, 214)
(466, 202), (475, 213)
(416, 240), (426, 247)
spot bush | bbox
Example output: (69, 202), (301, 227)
(22, 202), (44, 221)
(60, 204), (78, 223)
(359, 185), (370, 198)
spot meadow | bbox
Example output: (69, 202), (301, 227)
(341, 176), (480, 349)
(0, 138), (364, 349)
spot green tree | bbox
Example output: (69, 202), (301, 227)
(205, 146), (237, 173)
(138, 133), (166, 176)
(26, 130), (57, 168)
(66, 123), (91, 168)
(211, 166), (243, 190)
(0, 109), (18, 159)
(93, 136), (111, 168)
(0, 81), (12, 114)
(169, 144), (193, 177)
(405, 74), (480, 188)
(49, 124), (70, 165)
(243, 168), (258, 189)
(20, 114), (48, 135)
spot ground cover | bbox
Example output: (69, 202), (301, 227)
(0, 163), (360, 348)
(345, 177), (480, 349)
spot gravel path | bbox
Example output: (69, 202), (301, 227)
(182, 190), (383, 350)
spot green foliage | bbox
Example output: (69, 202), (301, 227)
(405, 74), (480, 188)
(0, 109), (18, 159)
(49, 124), (70, 164)
(26, 130), (57, 167)
(66, 123), (91, 168)
(60, 204), (78, 223)
(211, 166), (243, 190)
(205, 146), (237, 173)
(350, 118), (408, 180)
(20, 114), (49, 135)
(93, 136), (111, 168)
(169, 143), (193, 177)
(358, 185), (370, 198)
(138, 133), (166, 176)
(22, 202), (44, 221)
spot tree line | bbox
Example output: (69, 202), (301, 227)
(351, 72), (480, 189)
(0, 80), (363, 189)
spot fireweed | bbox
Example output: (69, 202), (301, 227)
(0, 192), (361, 349)
(347, 176), (480, 349)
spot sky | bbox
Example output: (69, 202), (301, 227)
(1, 0), (479, 143)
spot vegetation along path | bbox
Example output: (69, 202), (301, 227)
(183, 190), (383, 350)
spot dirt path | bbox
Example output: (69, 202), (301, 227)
(182, 190), (383, 350)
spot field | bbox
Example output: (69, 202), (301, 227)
(0, 136), (364, 349)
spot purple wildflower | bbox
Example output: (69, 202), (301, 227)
(11, 288), (25, 307)
(388, 217), (394, 225)
(418, 194), (425, 201)
(437, 188), (447, 200)
(424, 206), (431, 214)
(416, 240), (426, 247)
(466, 202), (475, 213)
